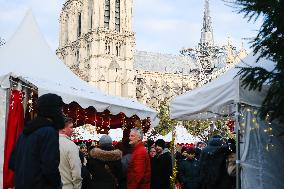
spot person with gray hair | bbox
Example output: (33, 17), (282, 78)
(129, 128), (143, 144)
(127, 128), (151, 189)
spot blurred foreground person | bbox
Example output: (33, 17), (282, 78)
(59, 117), (82, 189)
(9, 93), (64, 189)
(127, 128), (151, 189)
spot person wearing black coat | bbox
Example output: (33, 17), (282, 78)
(9, 93), (65, 189)
(79, 151), (92, 189)
(151, 139), (172, 189)
(87, 135), (123, 189)
(178, 148), (201, 189)
(115, 140), (132, 189)
(199, 135), (230, 189)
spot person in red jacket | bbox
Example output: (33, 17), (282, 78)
(127, 128), (151, 189)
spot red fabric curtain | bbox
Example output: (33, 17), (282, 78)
(3, 90), (24, 189)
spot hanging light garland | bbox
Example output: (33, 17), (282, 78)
(169, 128), (177, 188)
(239, 106), (275, 152)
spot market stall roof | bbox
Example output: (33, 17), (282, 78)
(0, 11), (158, 126)
(170, 53), (275, 120)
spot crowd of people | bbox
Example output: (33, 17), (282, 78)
(8, 93), (237, 189)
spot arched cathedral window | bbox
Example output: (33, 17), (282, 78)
(87, 44), (91, 58)
(115, 42), (121, 57)
(88, 0), (93, 30)
(105, 40), (110, 55)
(115, 0), (120, 31)
(77, 12), (82, 37)
(64, 15), (68, 44)
(76, 50), (80, 64)
(104, 0), (110, 29)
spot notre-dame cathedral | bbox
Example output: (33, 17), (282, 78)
(56, 0), (247, 110)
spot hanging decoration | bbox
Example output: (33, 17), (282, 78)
(3, 90), (25, 189)
(226, 119), (235, 133)
(62, 102), (151, 134)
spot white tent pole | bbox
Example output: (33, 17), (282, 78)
(235, 103), (241, 189)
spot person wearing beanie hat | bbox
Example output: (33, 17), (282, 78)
(151, 139), (172, 189)
(155, 139), (165, 150)
(23, 93), (65, 135)
(9, 93), (63, 189)
(99, 135), (113, 149)
(199, 135), (230, 189)
(88, 135), (123, 189)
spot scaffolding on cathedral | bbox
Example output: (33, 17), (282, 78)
(180, 0), (245, 87)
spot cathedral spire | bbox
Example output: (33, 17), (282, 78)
(200, 0), (214, 46)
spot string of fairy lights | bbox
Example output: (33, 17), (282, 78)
(3, 80), (151, 138)
(239, 106), (274, 152)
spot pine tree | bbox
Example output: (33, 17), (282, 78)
(151, 98), (233, 141)
(0, 37), (5, 47)
(227, 0), (284, 123)
(155, 98), (177, 136)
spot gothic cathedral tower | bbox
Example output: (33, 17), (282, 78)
(56, 0), (136, 98)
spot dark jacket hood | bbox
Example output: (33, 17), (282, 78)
(23, 116), (56, 135)
(208, 138), (224, 147)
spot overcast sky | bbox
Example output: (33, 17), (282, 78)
(0, 0), (262, 55)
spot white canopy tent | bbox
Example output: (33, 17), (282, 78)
(170, 53), (274, 121)
(0, 11), (157, 122)
(0, 11), (157, 187)
(170, 54), (284, 188)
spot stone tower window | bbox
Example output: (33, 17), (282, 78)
(77, 12), (82, 37)
(105, 41), (110, 55)
(87, 44), (91, 57)
(115, 0), (120, 31)
(64, 16), (68, 44)
(76, 50), (80, 63)
(116, 42), (121, 57)
(104, 0), (110, 29)
(88, 0), (93, 30)
(116, 46), (119, 57)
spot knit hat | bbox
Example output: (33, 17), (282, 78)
(99, 135), (113, 148)
(155, 139), (165, 149)
(37, 93), (65, 130)
(37, 93), (64, 112)
(209, 135), (224, 146)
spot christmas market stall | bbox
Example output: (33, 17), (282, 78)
(170, 53), (284, 189)
(0, 12), (157, 189)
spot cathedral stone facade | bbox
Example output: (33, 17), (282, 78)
(57, 0), (136, 98)
(56, 0), (247, 110)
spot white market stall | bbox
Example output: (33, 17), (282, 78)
(170, 53), (284, 188)
(0, 11), (157, 123)
(146, 125), (199, 144)
(0, 11), (157, 188)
